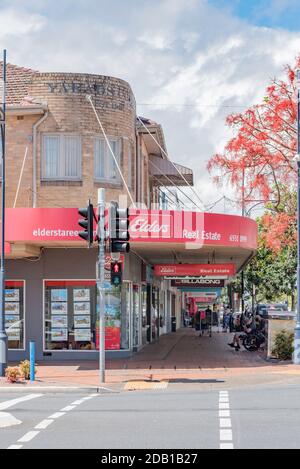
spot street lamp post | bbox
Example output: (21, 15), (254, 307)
(0, 50), (7, 377)
(294, 70), (300, 364)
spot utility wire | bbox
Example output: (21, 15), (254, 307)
(137, 115), (205, 208)
(137, 103), (252, 109)
(157, 186), (183, 210)
(87, 95), (136, 208)
(151, 174), (189, 209)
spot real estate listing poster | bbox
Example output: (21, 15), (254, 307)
(51, 302), (68, 315)
(74, 329), (91, 342)
(74, 315), (91, 329)
(73, 289), (90, 302)
(5, 289), (20, 302)
(74, 302), (90, 315)
(51, 328), (68, 342)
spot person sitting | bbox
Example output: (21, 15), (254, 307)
(228, 316), (255, 351)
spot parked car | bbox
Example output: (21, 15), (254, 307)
(255, 304), (268, 318)
(255, 303), (289, 319)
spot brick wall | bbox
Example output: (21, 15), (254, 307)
(5, 114), (36, 208)
(5, 72), (138, 209)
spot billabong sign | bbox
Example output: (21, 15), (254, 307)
(171, 278), (225, 287)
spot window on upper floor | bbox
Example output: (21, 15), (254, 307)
(42, 134), (82, 180)
(94, 137), (121, 184)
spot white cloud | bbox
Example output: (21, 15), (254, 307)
(0, 8), (45, 37)
(138, 33), (173, 51)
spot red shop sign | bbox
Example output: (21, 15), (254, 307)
(96, 326), (121, 351)
(154, 264), (236, 277)
(3, 208), (257, 250)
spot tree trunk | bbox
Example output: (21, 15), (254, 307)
(291, 291), (295, 312)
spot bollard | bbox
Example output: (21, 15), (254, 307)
(29, 341), (35, 381)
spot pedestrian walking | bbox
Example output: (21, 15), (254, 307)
(223, 305), (231, 332)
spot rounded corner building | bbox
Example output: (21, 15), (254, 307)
(1, 63), (257, 362)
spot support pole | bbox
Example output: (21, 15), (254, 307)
(30, 341), (35, 381)
(0, 50), (7, 377)
(241, 168), (245, 314)
(97, 188), (106, 382)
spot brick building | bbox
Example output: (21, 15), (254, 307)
(1, 64), (257, 362)
(2, 64), (196, 360)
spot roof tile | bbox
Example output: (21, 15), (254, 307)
(0, 63), (38, 105)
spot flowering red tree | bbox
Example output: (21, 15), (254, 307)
(208, 57), (300, 252)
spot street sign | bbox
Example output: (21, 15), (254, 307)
(171, 278), (225, 287)
(154, 264), (235, 277)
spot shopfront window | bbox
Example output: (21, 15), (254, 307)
(97, 283), (122, 351)
(121, 282), (131, 350)
(44, 280), (129, 351)
(152, 286), (159, 340)
(5, 281), (25, 350)
(141, 284), (148, 345)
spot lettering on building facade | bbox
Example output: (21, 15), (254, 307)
(46, 80), (135, 111)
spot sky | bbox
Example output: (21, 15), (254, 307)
(1, 0), (300, 213)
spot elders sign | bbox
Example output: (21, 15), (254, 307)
(154, 264), (236, 277)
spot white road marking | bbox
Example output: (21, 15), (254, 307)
(220, 418), (232, 428)
(0, 394), (43, 411)
(60, 405), (76, 412)
(219, 403), (230, 409)
(18, 431), (40, 443)
(35, 419), (54, 430)
(220, 429), (233, 441)
(220, 443), (234, 449)
(219, 391), (234, 450)
(48, 412), (66, 419)
(8, 393), (98, 449)
(219, 410), (230, 418)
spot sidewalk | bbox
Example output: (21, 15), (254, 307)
(1, 328), (299, 391)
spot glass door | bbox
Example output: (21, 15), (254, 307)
(132, 284), (141, 349)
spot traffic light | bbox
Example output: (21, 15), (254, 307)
(78, 201), (94, 247)
(111, 261), (122, 286)
(109, 201), (130, 253)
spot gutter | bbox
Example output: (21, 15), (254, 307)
(32, 110), (49, 208)
(7, 104), (48, 116)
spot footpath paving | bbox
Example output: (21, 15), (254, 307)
(1, 328), (300, 391)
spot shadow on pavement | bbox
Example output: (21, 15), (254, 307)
(168, 379), (225, 384)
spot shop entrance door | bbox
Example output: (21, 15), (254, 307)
(141, 284), (148, 345)
(171, 294), (177, 332)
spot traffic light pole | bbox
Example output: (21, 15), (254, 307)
(0, 50), (7, 377)
(97, 188), (106, 383)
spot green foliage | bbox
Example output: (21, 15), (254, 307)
(5, 366), (22, 383)
(19, 360), (37, 380)
(272, 330), (294, 360)
(244, 214), (296, 306)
